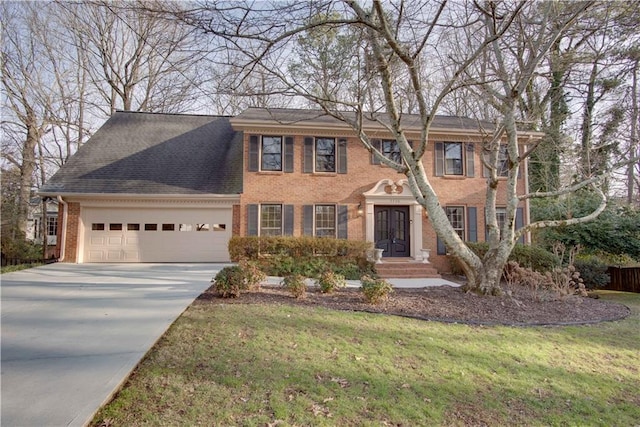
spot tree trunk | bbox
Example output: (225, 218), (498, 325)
(17, 114), (40, 235)
(628, 57), (639, 205)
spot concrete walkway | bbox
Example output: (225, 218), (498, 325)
(1, 263), (221, 427)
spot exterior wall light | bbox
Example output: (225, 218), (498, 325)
(357, 202), (364, 217)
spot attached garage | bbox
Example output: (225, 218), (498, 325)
(80, 204), (233, 263)
(39, 112), (243, 264)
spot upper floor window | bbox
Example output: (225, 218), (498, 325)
(445, 206), (465, 240)
(497, 145), (509, 177)
(483, 145), (518, 178)
(444, 142), (463, 175)
(382, 140), (401, 163)
(435, 142), (475, 177)
(315, 137), (336, 172)
(314, 205), (336, 238)
(248, 135), (293, 172)
(261, 136), (282, 171)
(260, 204), (282, 236)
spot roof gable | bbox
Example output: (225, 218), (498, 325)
(41, 111), (242, 195)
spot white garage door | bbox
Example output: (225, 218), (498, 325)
(82, 207), (232, 262)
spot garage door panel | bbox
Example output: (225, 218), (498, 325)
(82, 206), (232, 263)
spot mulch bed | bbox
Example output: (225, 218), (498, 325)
(196, 281), (631, 327)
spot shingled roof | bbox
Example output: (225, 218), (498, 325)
(41, 111), (243, 195)
(231, 107), (499, 131)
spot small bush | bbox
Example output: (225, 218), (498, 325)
(212, 262), (267, 298)
(282, 274), (307, 299)
(360, 275), (393, 304)
(213, 266), (246, 298)
(574, 256), (610, 289)
(237, 259), (266, 290)
(316, 270), (347, 294)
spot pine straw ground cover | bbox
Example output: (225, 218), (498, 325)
(92, 288), (639, 426)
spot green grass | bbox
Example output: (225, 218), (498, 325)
(0, 262), (43, 274)
(92, 291), (640, 426)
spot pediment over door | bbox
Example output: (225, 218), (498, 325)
(363, 179), (418, 204)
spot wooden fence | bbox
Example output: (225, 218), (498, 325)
(607, 267), (640, 293)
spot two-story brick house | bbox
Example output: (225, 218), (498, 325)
(40, 107), (540, 274)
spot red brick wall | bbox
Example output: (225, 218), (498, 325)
(62, 202), (81, 263)
(238, 131), (528, 273)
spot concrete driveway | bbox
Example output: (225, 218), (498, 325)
(1, 263), (223, 427)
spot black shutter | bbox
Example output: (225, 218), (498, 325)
(437, 236), (446, 255)
(515, 207), (524, 243)
(284, 204), (294, 235)
(284, 137), (294, 173)
(434, 142), (444, 176)
(303, 205), (314, 236)
(303, 137), (314, 173)
(337, 205), (348, 239)
(466, 143), (475, 177)
(338, 139), (347, 174)
(247, 204), (258, 236)
(371, 139), (382, 165)
(248, 135), (259, 171)
(467, 207), (477, 242)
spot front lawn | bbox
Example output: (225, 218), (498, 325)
(93, 291), (640, 426)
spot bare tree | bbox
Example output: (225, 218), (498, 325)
(1, 3), (54, 235)
(155, 0), (616, 293)
(56, 0), (209, 115)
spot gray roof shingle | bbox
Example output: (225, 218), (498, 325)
(41, 111), (242, 195)
(232, 107), (499, 131)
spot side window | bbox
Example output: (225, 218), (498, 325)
(261, 136), (283, 171)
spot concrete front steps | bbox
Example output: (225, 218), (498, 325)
(375, 257), (441, 279)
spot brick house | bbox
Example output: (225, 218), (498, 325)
(40, 108), (540, 274)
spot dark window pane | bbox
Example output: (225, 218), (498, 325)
(109, 223), (122, 231)
(127, 223), (140, 231)
(92, 223), (105, 231)
(315, 138), (335, 172)
(444, 142), (463, 175)
(145, 224), (157, 231)
(261, 136), (282, 171)
(162, 224), (175, 231)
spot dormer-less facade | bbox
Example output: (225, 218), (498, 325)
(232, 108), (538, 273)
(41, 108), (540, 274)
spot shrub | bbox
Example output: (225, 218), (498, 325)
(228, 236), (375, 280)
(212, 266), (246, 298)
(450, 243), (560, 275)
(360, 275), (393, 304)
(316, 270), (347, 294)
(282, 274), (307, 299)
(237, 259), (266, 290)
(212, 262), (267, 298)
(574, 256), (610, 289)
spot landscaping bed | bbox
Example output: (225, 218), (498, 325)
(197, 280), (631, 326)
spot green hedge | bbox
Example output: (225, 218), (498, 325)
(229, 236), (374, 279)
